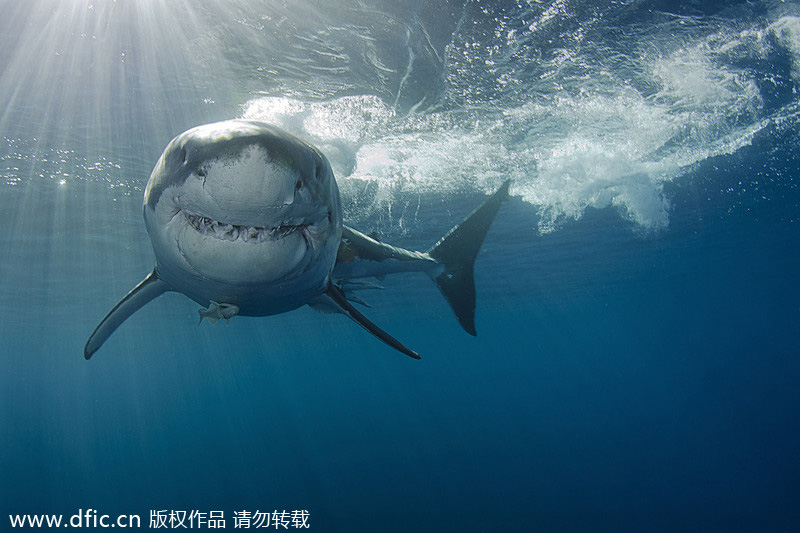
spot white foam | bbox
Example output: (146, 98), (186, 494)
(241, 95), (394, 145)
(239, 17), (793, 235)
(769, 16), (800, 82)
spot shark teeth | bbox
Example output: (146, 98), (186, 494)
(184, 212), (303, 243)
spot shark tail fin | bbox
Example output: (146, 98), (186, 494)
(427, 180), (511, 336)
(84, 268), (170, 359)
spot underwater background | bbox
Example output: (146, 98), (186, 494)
(2, 0), (800, 530)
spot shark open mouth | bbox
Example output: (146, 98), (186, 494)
(184, 211), (309, 245)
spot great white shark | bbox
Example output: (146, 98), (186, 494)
(85, 120), (510, 360)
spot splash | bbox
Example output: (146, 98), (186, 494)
(240, 58), (766, 235)
(3, 1), (793, 237)
(769, 16), (800, 83)
(236, 5), (800, 235)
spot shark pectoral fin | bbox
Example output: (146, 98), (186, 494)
(84, 268), (171, 360)
(325, 284), (420, 360)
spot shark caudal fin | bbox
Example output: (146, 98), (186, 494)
(428, 180), (511, 336)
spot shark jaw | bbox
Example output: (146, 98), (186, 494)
(183, 210), (313, 247)
(149, 185), (337, 304)
(163, 201), (335, 285)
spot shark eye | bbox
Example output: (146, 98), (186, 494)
(295, 179), (303, 190)
(196, 168), (207, 178)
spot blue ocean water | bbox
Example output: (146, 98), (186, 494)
(2, 0), (800, 531)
